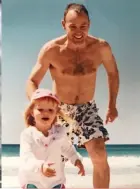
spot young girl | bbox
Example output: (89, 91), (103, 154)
(19, 88), (85, 189)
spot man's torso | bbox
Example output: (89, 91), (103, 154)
(44, 35), (106, 104)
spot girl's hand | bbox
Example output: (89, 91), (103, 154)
(41, 163), (56, 177)
(75, 159), (85, 176)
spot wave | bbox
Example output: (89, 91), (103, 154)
(2, 155), (140, 168)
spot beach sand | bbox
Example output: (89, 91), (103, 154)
(2, 156), (140, 188)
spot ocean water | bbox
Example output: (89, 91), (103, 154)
(2, 144), (140, 188)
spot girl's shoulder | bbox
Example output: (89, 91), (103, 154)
(21, 126), (36, 134)
(53, 124), (67, 137)
(20, 126), (41, 139)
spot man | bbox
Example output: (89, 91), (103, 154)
(26, 3), (119, 188)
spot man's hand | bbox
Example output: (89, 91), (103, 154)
(105, 107), (118, 124)
(75, 159), (85, 176)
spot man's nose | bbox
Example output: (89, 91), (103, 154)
(75, 27), (82, 32)
(74, 29), (83, 35)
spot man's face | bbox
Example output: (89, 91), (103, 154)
(62, 10), (90, 46)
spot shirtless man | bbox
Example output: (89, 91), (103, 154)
(26, 3), (119, 188)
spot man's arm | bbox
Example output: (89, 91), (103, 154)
(26, 44), (51, 100)
(101, 41), (119, 109)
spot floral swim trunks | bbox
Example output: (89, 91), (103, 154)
(59, 100), (109, 147)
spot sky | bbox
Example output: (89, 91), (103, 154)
(2, 0), (140, 144)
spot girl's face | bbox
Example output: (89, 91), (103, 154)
(32, 97), (58, 134)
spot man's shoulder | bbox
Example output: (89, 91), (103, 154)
(41, 35), (67, 52)
(87, 36), (112, 58)
(88, 35), (109, 46)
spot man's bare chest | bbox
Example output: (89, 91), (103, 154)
(52, 51), (100, 76)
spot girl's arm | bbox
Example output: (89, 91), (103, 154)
(20, 131), (44, 173)
(61, 136), (82, 165)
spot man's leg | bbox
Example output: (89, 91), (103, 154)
(85, 138), (110, 188)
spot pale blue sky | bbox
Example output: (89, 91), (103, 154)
(2, 0), (140, 144)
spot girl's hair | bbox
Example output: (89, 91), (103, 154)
(24, 98), (75, 127)
(24, 100), (36, 127)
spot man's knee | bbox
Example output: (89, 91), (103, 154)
(85, 138), (109, 166)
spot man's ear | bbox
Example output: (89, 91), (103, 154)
(88, 19), (90, 28)
(61, 19), (66, 30)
